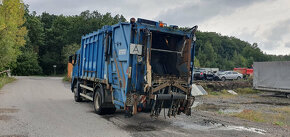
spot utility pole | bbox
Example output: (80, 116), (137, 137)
(53, 65), (57, 75)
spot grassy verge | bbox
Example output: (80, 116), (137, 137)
(0, 77), (16, 89)
(207, 88), (259, 97)
(229, 108), (290, 127)
(62, 75), (71, 82)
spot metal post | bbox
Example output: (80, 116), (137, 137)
(53, 65), (57, 75)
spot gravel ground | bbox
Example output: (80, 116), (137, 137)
(0, 76), (289, 137)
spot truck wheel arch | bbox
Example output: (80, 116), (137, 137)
(71, 78), (78, 92)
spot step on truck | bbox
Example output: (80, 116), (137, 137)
(69, 18), (198, 117)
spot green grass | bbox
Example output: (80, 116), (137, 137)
(231, 109), (265, 122)
(229, 109), (290, 127)
(207, 88), (259, 97)
(235, 88), (260, 94)
(0, 77), (16, 89)
(273, 121), (285, 126)
(62, 75), (71, 82)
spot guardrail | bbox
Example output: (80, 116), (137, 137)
(0, 69), (11, 77)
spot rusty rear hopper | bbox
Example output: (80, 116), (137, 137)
(70, 18), (197, 117)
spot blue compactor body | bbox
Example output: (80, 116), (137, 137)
(70, 18), (197, 117)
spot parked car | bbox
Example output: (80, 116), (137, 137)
(204, 71), (214, 81)
(216, 71), (243, 81)
(194, 69), (206, 80)
(213, 71), (223, 81)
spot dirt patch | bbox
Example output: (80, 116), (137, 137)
(124, 124), (157, 132)
(0, 108), (19, 113)
(238, 101), (290, 106)
(194, 103), (243, 114)
(0, 115), (14, 121)
(196, 81), (252, 91)
(195, 103), (227, 111)
(102, 112), (169, 133)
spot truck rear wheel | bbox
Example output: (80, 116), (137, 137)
(94, 90), (105, 115)
(74, 82), (82, 102)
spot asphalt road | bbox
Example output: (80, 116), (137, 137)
(0, 77), (271, 137)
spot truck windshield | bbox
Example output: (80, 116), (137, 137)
(150, 31), (190, 77)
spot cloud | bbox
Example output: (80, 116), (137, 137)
(266, 19), (290, 41)
(194, 0), (290, 55)
(156, 0), (265, 26)
(23, 0), (290, 55)
(285, 42), (290, 48)
(24, 0), (190, 20)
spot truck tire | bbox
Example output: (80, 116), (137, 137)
(74, 82), (82, 102)
(237, 76), (241, 80)
(94, 89), (105, 115)
(106, 108), (116, 114)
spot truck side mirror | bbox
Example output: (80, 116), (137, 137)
(68, 55), (73, 64)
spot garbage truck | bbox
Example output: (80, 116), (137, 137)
(69, 18), (198, 117)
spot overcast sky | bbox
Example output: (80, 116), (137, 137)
(23, 0), (290, 55)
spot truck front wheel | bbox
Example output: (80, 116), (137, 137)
(74, 82), (82, 102)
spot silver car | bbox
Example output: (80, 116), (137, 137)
(217, 71), (243, 81)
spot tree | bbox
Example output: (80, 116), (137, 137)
(0, 0), (27, 71)
(12, 49), (42, 75)
(62, 43), (80, 65)
(194, 58), (200, 68)
(197, 41), (216, 67)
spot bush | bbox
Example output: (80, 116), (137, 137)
(12, 50), (42, 76)
(0, 76), (15, 89)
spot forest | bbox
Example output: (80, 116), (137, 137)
(1, 0), (289, 76)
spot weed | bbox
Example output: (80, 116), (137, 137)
(0, 77), (15, 89)
(62, 75), (71, 82)
(230, 109), (289, 127)
(235, 88), (259, 94)
(273, 121), (285, 126)
(271, 107), (290, 114)
(231, 109), (265, 122)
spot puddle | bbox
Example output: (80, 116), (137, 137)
(102, 113), (163, 132)
(220, 125), (266, 135)
(194, 103), (243, 114)
(124, 124), (157, 132)
(0, 108), (19, 113)
(219, 108), (243, 114)
(195, 103), (227, 111)
(172, 119), (266, 135)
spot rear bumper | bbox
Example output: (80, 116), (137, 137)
(154, 94), (187, 100)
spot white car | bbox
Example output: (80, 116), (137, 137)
(217, 71), (243, 81)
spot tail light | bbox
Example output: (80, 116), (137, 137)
(200, 72), (203, 75)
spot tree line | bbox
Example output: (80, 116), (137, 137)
(194, 31), (290, 70)
(0, 0), (289, 76)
